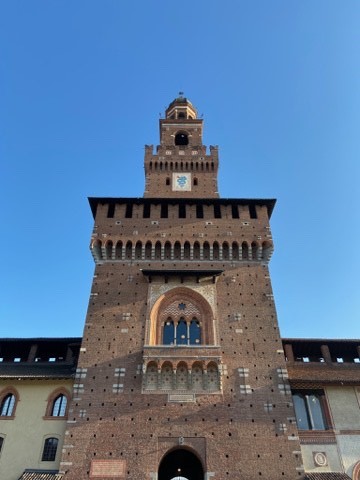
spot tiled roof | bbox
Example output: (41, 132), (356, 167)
(305, 473), (351, 480)
(18, 471), (63, 480)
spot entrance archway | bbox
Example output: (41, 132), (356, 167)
(158, 448), (204, 480)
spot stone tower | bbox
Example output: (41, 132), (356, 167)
(61, 96), (304, 479)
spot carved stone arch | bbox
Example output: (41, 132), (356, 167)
(145, 241), (152, 260)
(203, 241), (210, 260)
(262, 240), (273, 261)
(160, 361), (174, 390)
(176, 361), (189, 390)
(158, 446), (205, 480)
(222, 241), (230, 260)
(213, 241), (220, 260)
(232, 241), (240, 260)
(191, 361), (204, 390)
(115, 240), (123, 259)
(148, 287), (215, 346)
(91, 239), (102, 262)
(105, 240), (113, 260)
(206, 361), (221, 391)
(144, 361), (158, 391)
(183, 241), (191, 259)
(135, 240), (142, 259)
(155, 241), (162, 260)
(125, 241), (132, 260)
(251, 241), (259, 260)
(242, 241), (249, 260)
(174, 241), (181, 260)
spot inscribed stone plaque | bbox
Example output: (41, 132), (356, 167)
(90, 460), (126, 478)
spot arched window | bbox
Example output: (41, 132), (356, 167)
(177, 319), (187, 345)
(193, 242), (200, 260)
(41, 437), (59, 462)
(222, 242), (229, 260)
(135, 241), (142, 259)
(92, 240), (102, 262)
(174, 241), (181, 260)
(262, 241), (272, 261)
(251, 241), (259, 260)
(164, 241), (171, 259)
(184, 241), (191, 259)
(163, 319), (175, 345)
(175, 132), (189, 146)
(213, 242), (220, 260)
(115, 241), (123, 260)
(155, 241), (162, 260)
(232, 242), (239, 260)
(51, 394), (67, 417)
(149, 288), (214, 346)
(203, 242), (210, 260)
(125, 241), (132, 260)
(105, 241), (113, 260)
(145, 241), (152, 260)
(189, 319), (201, 345)
(242, 241), (249, 260)
(293, 390), (329, 430)
(0, 394), (16, 417)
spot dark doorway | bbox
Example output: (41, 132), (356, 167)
(158, 448), (204, 480)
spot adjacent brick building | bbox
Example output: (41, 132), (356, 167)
(60, 96), (303, 479)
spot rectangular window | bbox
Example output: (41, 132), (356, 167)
(214, 204), (222, 218)
(143, 204), (151, 218)
(107, 203), (115, 218)
(179, 204), (186, 218)
(161, 204), (168, 218)
(42, 438), (58, 461)
(125, 204), (133, 218)
(196, 204), (204, 218)
(249, 204), (257, 219)
(231, 204), (239, 219)
(293, 390), (329, 430)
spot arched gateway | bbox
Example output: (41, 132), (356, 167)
(158, 448), (204, 480)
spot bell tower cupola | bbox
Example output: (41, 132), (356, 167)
(144, 94), (219, 198)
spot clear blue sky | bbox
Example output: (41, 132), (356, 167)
(1, 1), (359, 339)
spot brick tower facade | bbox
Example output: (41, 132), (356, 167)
(61, 96), (304, 479)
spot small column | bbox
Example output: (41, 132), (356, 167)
(321, 344), (332, 364)
(284, 343), (294, 363)
(27, 344), (38, 362)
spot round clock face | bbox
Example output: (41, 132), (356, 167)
(172, 172), (192, 191)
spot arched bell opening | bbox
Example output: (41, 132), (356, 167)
(175, 132), (189, 146)
(158, 448), (204, 480)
